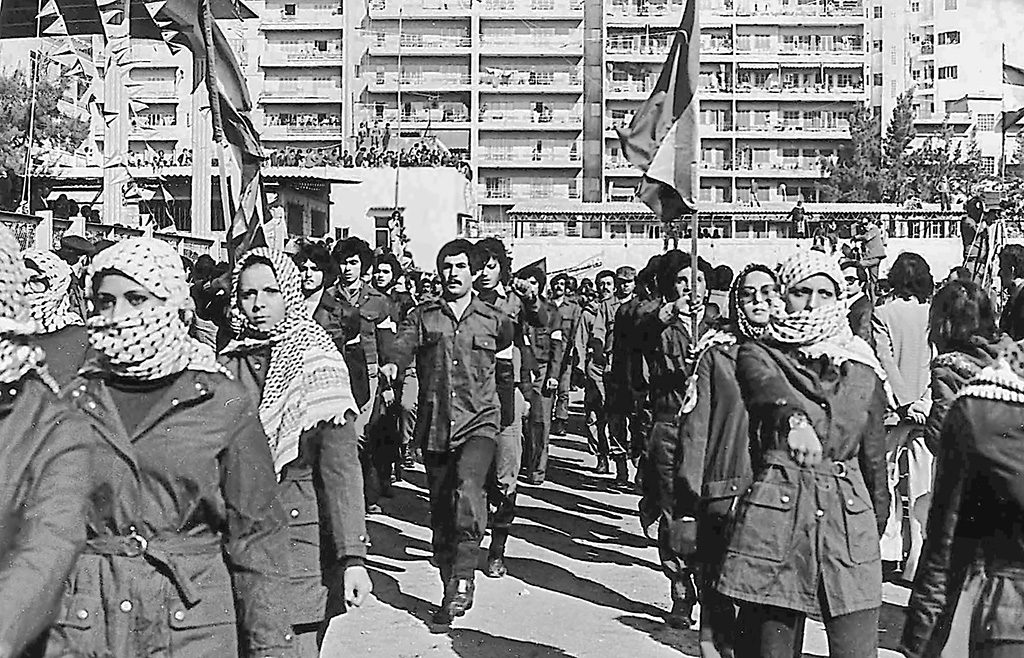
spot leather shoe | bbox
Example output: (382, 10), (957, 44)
(485, 556), (507, 578)
(665, 599), (695, 629)
(441, 577), (474, 621)
(551, 419), (566, 436)
(595, 456), (610, 474)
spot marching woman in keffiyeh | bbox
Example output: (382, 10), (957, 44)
(220, 247), (371, 658)
(0, 225), (93, 658)
(718, 249), (891, 658)
(902, 341), (1024, 658)
(46, 237), (296, 658)
(23, 248), (89, 388)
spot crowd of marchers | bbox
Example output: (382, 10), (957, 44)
(2, 218), (1024, 658)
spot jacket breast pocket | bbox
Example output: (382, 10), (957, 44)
(838, 478), (880, 564)
(473, 335), (496, 374)
(728, 481), (797, 563)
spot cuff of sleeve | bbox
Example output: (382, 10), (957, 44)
(341, 556), (366, 569)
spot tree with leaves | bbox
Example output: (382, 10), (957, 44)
(817, 104), (884, 202)
(0, 68), (89, 212)
(882, 91), (917, 203)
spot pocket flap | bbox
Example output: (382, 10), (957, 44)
(745, 481), (796, 511)
(837, 479), (872, 513)
(703, 477), (750, 501)
(168, 589), (236, 629)
(59, 601), (94, 630)
(474, 335), (496, 351)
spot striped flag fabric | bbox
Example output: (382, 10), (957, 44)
(1001, 62), (1024, 132)
(616, 0), (699, 220)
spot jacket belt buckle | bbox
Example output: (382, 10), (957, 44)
(832, 461), (848, 478)
(125, 527), (149, 557)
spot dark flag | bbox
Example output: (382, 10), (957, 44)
(1001, 62), (1024, 132)
(616, 0), (699, 219)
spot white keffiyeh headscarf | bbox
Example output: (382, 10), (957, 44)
(767, 249), (889, 387)
(0, 226), (58, 393)
(221, 248), (358, 475)
(23, 249), (84, 333)
(86, 238), (227, 380)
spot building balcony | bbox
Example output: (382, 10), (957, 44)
(479, 37), (583, 56)
(734, 123), (851, 138)
(260, 9), (345, 29)
(480, 72), (582, 92)
(478, 149), (582, 167)
(604, 159), (642, 176)
(605, 5), (683, 26)
(369, 34), (473, 55)
(129, 123), (183, 141)
(260, 50), (344, 67)
(262, 124), (344, 139)
(368, 73), (472, 91)
(605, 45), (670, 62)
(355, 105), (470, 126)
(711, 2), (865, 23)
(733, 164), (825, 177)
(479, 110), (583, 129)
(736, 47), (866, 63)
(367, 0), (472, 18)
(733, 84), (865, 100)
(260, 84), (343, 102)
(605, 80), (654, 99)
(478, 0), (583, 20)
(130, 82), (179, 102)
(477, 184), (581, 203)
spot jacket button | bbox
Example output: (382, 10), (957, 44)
(290, 509), (299, 518)
(730, 485), (737, 491)
(453, 360), (458, 366)
(815, 509), (825, 518)
(255, 363), (262, 370)
(71, 390), (81, 397)
(847, 499), (855, 507)
(76, 609), (89, 620)
(173, 610), (185, 621)
(194, 383), (203, 390)
(87, 401), (97, 409)
(120, 600), (133, 613)
(171, 399), (180, 406)
(781, 495), (790, 503)
(8, 388), (16, 396)
(285, 633), (293, 641)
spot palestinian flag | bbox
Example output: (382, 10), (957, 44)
(1001, 62), (1024, 132)
(616, 0), (699, 220)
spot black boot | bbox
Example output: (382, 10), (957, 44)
(486, 529), (509, 578)
(595, 456), (610, 474)
(434, 576), (475, 624)
(614, 456), (630, 485)
(551, 419), (566, 436)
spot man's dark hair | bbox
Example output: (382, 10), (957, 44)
(436, 239), (483, 274)
(475, 237), (511, 283)
(595, 269), (615, 286)
(374, 252), (402, 279)
(887, 252), (933, 303)
(948, 266), (971, 281)
(712, 264), (734, 291)
(930, 279), (998, 353)
(332, 237), (373, 274)
(519, 266), (547, 293)
(294, 242), (339, 288)
(1000, 244), (1024, 281)
(657, 250), (712, 300)
(550, 273), (570, 292)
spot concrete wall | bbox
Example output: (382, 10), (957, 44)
(329, 168), (474, 271)
(509, 237), (967, 281)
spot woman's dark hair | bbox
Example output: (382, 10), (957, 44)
(947, 266), (971, 281)
(1000, 244), (1024, 281)
(887, 252), (933, 303)
(436, 239), (483, 275)
(929, 279), (998, 353)
(331, 237), (373, 274)
(374, 252), (402, 279)
(293, 242), (339, 289)
(711, 264), (734, 291)
(475, 237), (511, 284)
(657, 249), (712, 301)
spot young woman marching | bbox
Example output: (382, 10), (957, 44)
(673, 263), (781, 658)
(45, 237), (295, 658)
(719, 249), (890, 658)
(221, 247), (372, 657)
(23, 248), (89, 388)
(0, 227), (92, 657)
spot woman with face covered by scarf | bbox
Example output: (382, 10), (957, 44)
(718, 249), (890, 658)
(22, 248), (88, 388)
(221, 248), (371, 658)
(0, 226), (93, 658)
(45, 238), (295, 658)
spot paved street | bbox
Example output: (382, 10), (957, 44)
(325, 405), (910, 658)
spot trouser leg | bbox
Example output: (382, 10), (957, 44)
(399, 373), (418, 462)
(822, 607), (878, 658)
(292, 623), (322, 658)
(733, 604), (806, 658)
(526, 374), (553, 481)
(356, 377), (381, 507)
(451, 436), (498, 579)
(424, 450), (456, 579)
(554, 367), (572, 423)
(488, 388), (525, 558)
(698, 518), (737, 658)
(606, 412), (629, 458)
(584, 379), (608, 458)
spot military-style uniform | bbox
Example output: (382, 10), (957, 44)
(521, 297), (564, 484)
(551, 296), (582, 433)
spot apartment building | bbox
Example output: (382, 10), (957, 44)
(874, 0), (1024, 175)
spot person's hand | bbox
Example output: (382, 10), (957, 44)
(906, 398), (929, 425)
(545, 377), (559, 393)
(381, 388), (395, 406)
(787, 415), (822, 467)
(344, 565), (372, 608)
(379, 363), (398, 384)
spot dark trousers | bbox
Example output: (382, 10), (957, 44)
(554, 365), (572, 423)
(424, 436), (497, 580)
(523, 372), (554, 481)
(584, 378), (609, 457)
(734, 601), (876, 658)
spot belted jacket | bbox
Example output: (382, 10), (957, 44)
(902, 395), (1024, 657)
(0, 375), (92, 658)
(717, 341), (889, 618)
(45, 367), (294, 658)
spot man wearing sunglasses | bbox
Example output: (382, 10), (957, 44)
(841, 259), (873, 347)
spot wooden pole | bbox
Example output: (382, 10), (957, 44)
(690, 209), (698, 339)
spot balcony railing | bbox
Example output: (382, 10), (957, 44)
(607, 80), (655, 94)
(734, 122), (851, 133)
(605, 3), (685, 19)
(479, 0), (583, 14)
(264, 124), (343, 136)
(479, 109), (582, 125)
(714, 1), (864, 18)
(479, 184), (580, 200)
(264, 9), (344, 24)
(356, 107), (470, 123)
(371, 72), (472, 87)
(369, 0), (472, 10)
(262, 83), (341, 97)
(733, 83), (865, 95)
(480, 34), (583, 50)
(262, 49), (344, 65)
(371, 33), (472, 50)
(479, 148), (581, 164)
(481, 71), (582, 88)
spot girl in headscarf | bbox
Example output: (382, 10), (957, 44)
(46, 237), (294, 658)
(0, 226), (92, 658)
(719, 249), (890, 658)
(23, 248), (88, 388)
(671, 263), (784, 657)
(221, 247), (371, 657)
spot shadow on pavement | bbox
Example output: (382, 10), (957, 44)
(504, 555), (664, 618)
(448, 629), (579, 658)
(367, 568), (450, 636)
(617, 614), (701, 656)
(367, 518), (434, 564)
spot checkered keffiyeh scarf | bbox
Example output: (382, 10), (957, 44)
(222, 248), (358, 475)
(86, 238), (227, 381)
(767, 249), (889, 387)
(23, 249), (83, 333)
(960, 342), (1024, 405)
(0, 226), (57, 393)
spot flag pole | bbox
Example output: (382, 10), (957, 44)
(200, 0), (234, 262)
(690, 209), (698, 339)
(1002, 42), (1008, 180)
(393, 6), (403, 214)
